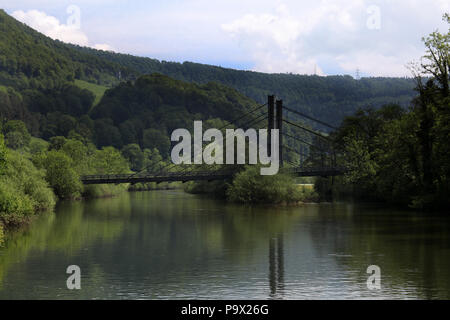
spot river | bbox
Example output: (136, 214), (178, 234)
(0, 190), (449, 299)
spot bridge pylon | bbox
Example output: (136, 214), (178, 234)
(268, 95), (275, 156)
(276, 99), (283, 167)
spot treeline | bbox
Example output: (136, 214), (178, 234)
(317, 14), (450, 209)
(0, 9), (417, 134)
(0, 120), (129, 229)
(71, 44), (417, 128)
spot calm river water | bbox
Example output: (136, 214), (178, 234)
(0, 190), (449, 299)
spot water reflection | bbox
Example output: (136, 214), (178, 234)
(0, 191), (449, 299)
(269, 233), (284, 298)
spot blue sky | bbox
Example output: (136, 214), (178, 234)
(3, 0), (449, 77)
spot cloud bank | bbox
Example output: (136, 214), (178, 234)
(221, 0), (450, 76)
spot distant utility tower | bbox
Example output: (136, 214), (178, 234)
(355, 68), (361, 80)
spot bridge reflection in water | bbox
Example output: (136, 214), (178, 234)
(269, 233), (285, 298)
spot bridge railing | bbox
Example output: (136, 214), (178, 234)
(80, 169), (236, 181)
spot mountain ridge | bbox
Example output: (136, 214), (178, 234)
(0, 9), (417, 131)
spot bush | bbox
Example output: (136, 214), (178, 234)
(0, 150), (56, 227)
(226, 166), (308, 204)
(83, 184), (127, 198)
(0, 178), (34, 225)
(2, 120), (31, 150)
(33, 150), (82, 199)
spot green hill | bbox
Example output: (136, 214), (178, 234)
(0, 9), (132, 90)
(0, 8), (418, 147)
(71, 45), (417, 127)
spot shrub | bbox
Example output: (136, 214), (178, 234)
(226, 166), (306, 204)
(6, 151), (56, 210)
(0, 150), (56, 227)
(0, 178), (35, 225)
(33, 150), (82, 199)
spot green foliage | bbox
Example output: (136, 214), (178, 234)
(0, 134), (6, 174)
(74, 79), (108, 107)
(29, 137), (49, 154)
(33, 150), (83, 199)
(0, 9), (130, 90)
(142, 128), (171, 158)
(26, 84), (95, 116)
(90, 74), (257, 154)
(91, 147), (130, 175)
(2, 120), (31, 149)
(74, 45), (416, 129)
(184, 180), (229, 198)
(226, 166), (315, 204)
(0, 149), (55, 227)
(121, 144), (144, 171)
(0, 222), (3, 246)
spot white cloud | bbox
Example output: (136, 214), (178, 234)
(222, 0), (449, 76)
(11, 9), (114, 51)
(93, 43), (115, 52)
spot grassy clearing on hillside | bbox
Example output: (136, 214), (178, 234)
(74, 79), (108, 108)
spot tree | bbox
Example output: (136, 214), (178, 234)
(419, 14), (450, 97)
(121, 144), (144, 171)
(143, 128), (170, 158)
(2, 120), (31, 149)
(34, 150), (82, 199)
(92, 146), (130, 175)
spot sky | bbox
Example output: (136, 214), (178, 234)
(3, 0), (449, 77)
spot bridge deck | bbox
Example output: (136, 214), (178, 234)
(80, 167), (346, 185)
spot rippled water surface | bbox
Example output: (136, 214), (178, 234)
(0, 190), (449, 299)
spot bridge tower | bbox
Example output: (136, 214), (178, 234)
(276, 99), (283, 167)
(268, 95), (275, 156)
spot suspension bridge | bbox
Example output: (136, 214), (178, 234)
(81, 96), (346, 185)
